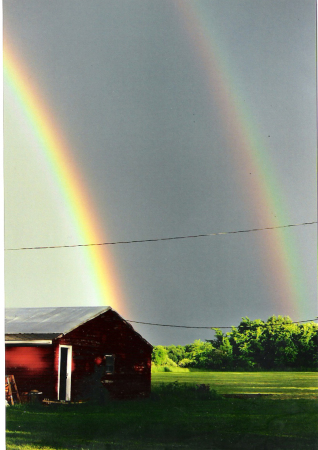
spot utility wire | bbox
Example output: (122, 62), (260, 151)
(5, 221), (317, 251)
(127, 318), (318, 329)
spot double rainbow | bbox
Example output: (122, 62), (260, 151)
(4, 1), (311, 319)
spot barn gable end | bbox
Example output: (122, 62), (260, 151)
(5, 307), (153, 401)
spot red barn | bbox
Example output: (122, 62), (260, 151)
(5, 307), (153, 401)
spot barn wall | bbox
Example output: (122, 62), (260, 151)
(56, 310), (152, 400)
(5, 345), (55, 399)
(5, 311), (153, 401)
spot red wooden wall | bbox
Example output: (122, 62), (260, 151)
(5, 345), (56, 399)
(55, 310), (152, 400)
(6, 310), (152, 401)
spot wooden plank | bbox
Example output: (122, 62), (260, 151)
(5, 375), (20, 405)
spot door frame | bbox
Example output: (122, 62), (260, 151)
(57, 345), (72, 401)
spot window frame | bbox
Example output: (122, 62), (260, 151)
(104, 354), (115, 374)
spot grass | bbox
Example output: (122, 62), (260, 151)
(6, 372), (318, 449)
(151, 365), (190, 373)
(152, 371), (318, 397)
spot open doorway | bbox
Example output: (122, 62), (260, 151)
(58, 345), (72, 401)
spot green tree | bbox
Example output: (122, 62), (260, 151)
(209, 329), (233, 369)
(152, 346), (168, 366)
(152, 317), (318, 371)
(212, 316), (318, 370)
(186, 340), (215, 369)
(166, 345), (186, 365)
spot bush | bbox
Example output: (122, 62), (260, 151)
(76, 364), (111, 405)
(152, 381), (219, 402)
(179, 358), (194, 368)
(151, 364), (190, 373)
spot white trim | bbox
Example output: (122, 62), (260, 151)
(57, 345), (72, 401)
(5, 340), (52, 345)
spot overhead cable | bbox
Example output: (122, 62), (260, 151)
(5, 221), (317, 251)
(126, 318), (318, 329)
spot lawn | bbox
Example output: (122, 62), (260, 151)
(6, 372), (318, 450)
(152, 371), (318, 397)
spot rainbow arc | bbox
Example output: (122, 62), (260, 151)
(174, 0), (309, 316)
(4, 1), (312, 318)
(4, 40), (126, 315)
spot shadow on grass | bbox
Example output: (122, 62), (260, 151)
(151, 380), (220, 402)
(6, 383), (318, 450)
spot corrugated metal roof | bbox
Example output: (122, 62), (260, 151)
(5, 307), (111, 334)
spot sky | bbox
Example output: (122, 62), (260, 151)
(3, 0), (317, 345)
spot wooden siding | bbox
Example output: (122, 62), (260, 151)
(5, 309), (152, 401)
(55, 309), (152, 400)
(5, 345), (55, 399)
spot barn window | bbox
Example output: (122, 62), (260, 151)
(105, 355), (115, 374)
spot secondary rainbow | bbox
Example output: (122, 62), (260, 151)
(174, 0), (310, 317)
(4, 40), (127, 316)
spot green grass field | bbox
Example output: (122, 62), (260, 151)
(152, 371), (318, 397)
(6, 372), (318, 450)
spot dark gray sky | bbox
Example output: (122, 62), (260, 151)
(4, 0), (316, 345)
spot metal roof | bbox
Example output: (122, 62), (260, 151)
(5, 333), (60, 341)
(5, 307), (111, 334)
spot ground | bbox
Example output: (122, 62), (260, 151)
(6, 372), (318, 449)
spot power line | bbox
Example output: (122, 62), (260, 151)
(5, 221), (317, 251)
(127, 318), (318, 329)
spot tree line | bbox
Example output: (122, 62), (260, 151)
(152, 316), (318, 371)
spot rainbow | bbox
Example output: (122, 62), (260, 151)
(174, 0), (310, 317)
(4, 3), (312, 320)
(4, 40), (127, 316)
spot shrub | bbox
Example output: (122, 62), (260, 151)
(76, 364), (111, 405)
(179, 358), (194, 368)
(151, 363), (190, 373)
(152, 381), (219, 402)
